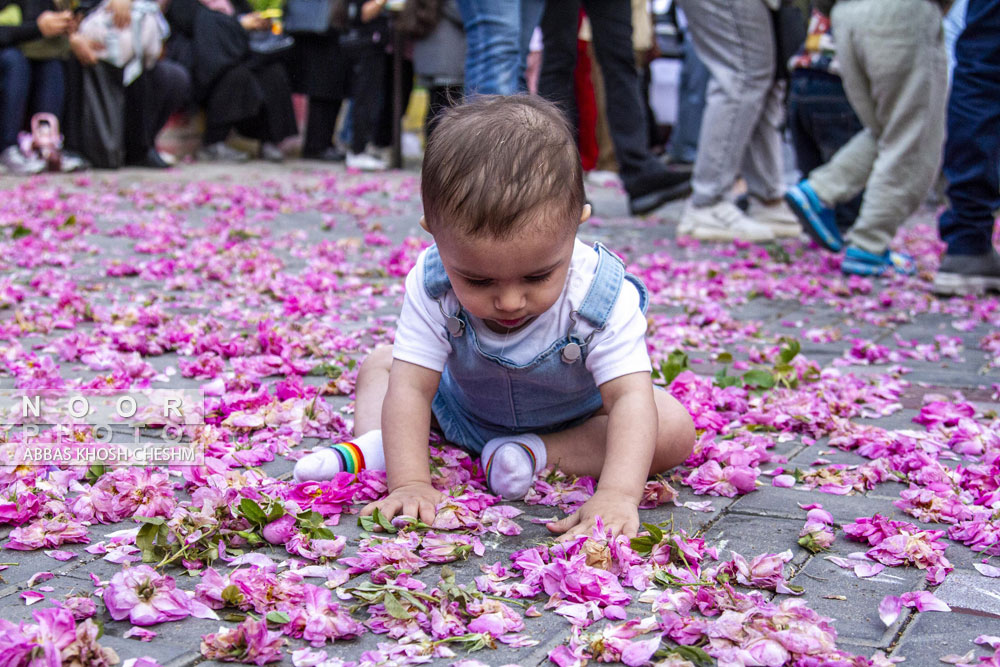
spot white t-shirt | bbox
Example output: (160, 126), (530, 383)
(392, 239), (652, 388)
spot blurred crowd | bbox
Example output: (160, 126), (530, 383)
(1, 0), (997, 292)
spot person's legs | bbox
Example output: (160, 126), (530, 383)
(353, 345), (393, 436)
(788, 69), (864, 230)
(29, 59), (66, 119)
(938, 0), (999, 257)
(740, 76), (785, 202)
(677, 0), (778, 207)
(0, 48), (31, 149)
(303, 97), (343, 156)
(456, 0), (522, 95)
(583, 0), (668, 187)
(144, 60), (191, 149)
(666, 37), (709, 164)
(425, 85), (461, 140)
(347, 49), (386, 155)
(838, 0), (948, 256)
(540, 388), (694, 478)
(537, 0), (581, 127)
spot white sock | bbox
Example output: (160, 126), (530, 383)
(293, 430), (385, 482)
(481, 433), (547, 500)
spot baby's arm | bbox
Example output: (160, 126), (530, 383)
(360, 359), (443, 524)
(547, 371), (657, 540)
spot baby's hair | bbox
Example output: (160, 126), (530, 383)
(421, 94), (585, 241)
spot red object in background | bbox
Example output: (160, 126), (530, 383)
(574, 11), (598, 172)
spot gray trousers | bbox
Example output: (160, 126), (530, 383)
(809, 0), (948, 254)
(678, 0), (786, 206)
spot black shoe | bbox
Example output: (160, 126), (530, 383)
(933, 249), (1000, 296)
(627, 169), (692, 216)
(302, 146), (346, 162)
(661, 154), (694, 176)
(136, 148), (171, 169)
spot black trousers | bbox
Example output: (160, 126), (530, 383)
(538, 0), (663, 191)
(125, 59), (191, 162)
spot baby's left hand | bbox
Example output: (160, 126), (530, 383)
(546, 490), (640, 542)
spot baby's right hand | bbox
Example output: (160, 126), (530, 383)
(361, 481), (442, 526)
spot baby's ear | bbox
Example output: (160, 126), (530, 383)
(579, 204), (592, 226)
(419, 215), (430, 233)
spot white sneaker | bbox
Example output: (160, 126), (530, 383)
(750, 197), (804, 238)
(586, 170), (621, 188)
(678, 200), (776, 242)
(346, 151), (387, 172)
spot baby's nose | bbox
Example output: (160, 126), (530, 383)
(495, 287), (525, 312)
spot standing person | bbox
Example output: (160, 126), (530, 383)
(785, 0), (948, 276)
(538, 0), (693, 216)
(664, 12), (708, 170)
(674, 0), (799, 242)
(294, 96), (695, 540)
(455, 0), (544, 95)
(333, 0), (391, 171)
(933, 0), (1000, 295)
(404, 0), (465, 140)
(786, 8), (863, 233)
(0, 0), (73, 174)
(291, 21), (348, 161)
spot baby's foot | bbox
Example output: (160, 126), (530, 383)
(482, 434), (546, 500)
(293, 430), (385, 482)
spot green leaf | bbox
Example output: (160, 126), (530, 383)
(223, 613), (247, 623)
(659, 350), (689, 386)
(742, 369), (776, 389)
(135, 515), (165, 525)
(84, 463), (106, 485)
(716, 351), (733, 364)
(779, 338), (801, 364)
(61, 214), (77, 228)
(238, 498), (268, 526)
(359, 514), (379, 533)
(671, 644), (714, 667)
(221, 584), (245, 607)
(714, 366), (740, 388)
(11, 224), (31, 239)
(265, 611), (290, 625)
(307, 362), (343, 379)
(382, 592), (412, 620)
(641, 522), (663, 544)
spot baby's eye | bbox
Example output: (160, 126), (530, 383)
(525, 272), (552, 283)
(465, 277), (493, 287)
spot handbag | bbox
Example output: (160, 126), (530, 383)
(80, 62), (127, 169)
(283, 0), (334, 34)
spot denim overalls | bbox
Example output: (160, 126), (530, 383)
(424, 242), (649, 453)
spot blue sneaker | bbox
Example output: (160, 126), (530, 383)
(841, 246), (916, 277)
(784, 181), (843, 252)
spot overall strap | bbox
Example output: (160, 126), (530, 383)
(575, 243), (627, 329)
(421, 244), (453, 300)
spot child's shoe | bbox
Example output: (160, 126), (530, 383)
(841, 246), (916, 277)
(784, 181), (843, 251)
(293, 430), (385, 482)
(481, 434), (547, 500)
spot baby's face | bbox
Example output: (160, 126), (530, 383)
(434, 220), (578, 334)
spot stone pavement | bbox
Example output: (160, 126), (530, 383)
(0, 162), (997, 666)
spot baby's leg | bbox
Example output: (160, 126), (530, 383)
(353, 344), (394, 435)
(293, 345), (393, 482)
(541, 390), (695, 479)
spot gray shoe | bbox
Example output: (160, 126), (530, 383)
(933, 249), (1000, 296)
(0, 145), (46, 176)
(260, 142), (284, 163)
(196, 142), (250, 163)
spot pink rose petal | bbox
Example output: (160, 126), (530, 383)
(973, 563), (1000, 578)
(773, 474), (796, 488)
(21, 591), (45, 605)
(879, 595), (902, 626)
(44, 550), (78, 561)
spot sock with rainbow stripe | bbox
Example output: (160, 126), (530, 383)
(293, 429), (385, 482)
(481, 433), (547, 500)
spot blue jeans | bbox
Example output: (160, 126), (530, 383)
(0, 50), (65, 149)
(787, 69), (864, 232)
(939, 0), (1000, 256)
(456, 0), (545, 95)
(666, 38), (709, 164)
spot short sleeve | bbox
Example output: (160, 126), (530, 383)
(391, 251), (452, 372)
(584, 278), (652, 387)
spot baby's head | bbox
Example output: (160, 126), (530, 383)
(420, 95), (590, 332)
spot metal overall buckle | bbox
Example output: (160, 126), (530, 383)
(562, 310), (603, 363)
(437, 299), (465, 337)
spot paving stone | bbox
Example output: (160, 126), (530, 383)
(700, 513), (810, 566)
(788, 547), (927, 645)
(729, 486), (911, 525)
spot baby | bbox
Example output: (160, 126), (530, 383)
(296, 95), (695, 539)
